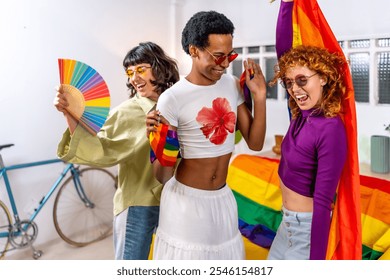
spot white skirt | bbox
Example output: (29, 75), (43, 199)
(153, 177), (245, 260)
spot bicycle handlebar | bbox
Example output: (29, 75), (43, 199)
(0, 144), (14, 151)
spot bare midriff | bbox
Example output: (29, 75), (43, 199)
(175, 153), (232, 190)
(280, 180), (313, 212)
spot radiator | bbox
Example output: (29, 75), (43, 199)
(371, 135), (390, 173)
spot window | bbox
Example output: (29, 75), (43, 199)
(344, 38), (390, 105)
(230, 45), (281, 101)
(378, 52), (390, 104)
(229, 38), (390, 105)
(350, 52), (370, 102)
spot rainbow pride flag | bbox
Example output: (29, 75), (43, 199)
(360, 176), (390, 260)
(228, 155), (390, 260)
(239, 70), (254, 112)
(275, 0), (362, 260)
(149, 123), (180, 167)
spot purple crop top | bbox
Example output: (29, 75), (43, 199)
(278, 109), (347, 259)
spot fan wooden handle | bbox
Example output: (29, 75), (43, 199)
(60, 84), (97, 136)
(61, 84), (85, 119)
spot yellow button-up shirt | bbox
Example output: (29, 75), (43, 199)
(57, 96), (162, 216)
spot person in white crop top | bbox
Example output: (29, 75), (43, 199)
(156, 74), (243, 159)
(146, 11), (267, 260)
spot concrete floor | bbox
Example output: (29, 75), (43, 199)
(3, 234), (114, 260)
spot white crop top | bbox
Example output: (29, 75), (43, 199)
(156, 74), (244, 159)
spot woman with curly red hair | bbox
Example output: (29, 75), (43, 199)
(268, 45), (348, 260)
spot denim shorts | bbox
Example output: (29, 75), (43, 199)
(267, 206), (312, 260)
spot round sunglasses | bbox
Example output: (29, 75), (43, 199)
(281, 73), (318, 89)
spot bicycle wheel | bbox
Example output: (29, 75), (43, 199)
(53, 167), (117, 247)
(0, 200), (12, 259)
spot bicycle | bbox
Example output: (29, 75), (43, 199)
(0, 144), (117, 259)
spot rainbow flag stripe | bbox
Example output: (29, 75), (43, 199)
(227, 155), (390, 260)
(360, 175), (390, 260)
(149, 124), (179, 167)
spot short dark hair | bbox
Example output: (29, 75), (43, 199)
(123, 42), (179, 98)
(181, 11), (235, 55)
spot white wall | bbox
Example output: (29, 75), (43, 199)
(1, 0), (389, 253)
(0, 0), (174, 251)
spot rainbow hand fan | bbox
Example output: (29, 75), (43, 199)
(58, 58), (110, 136)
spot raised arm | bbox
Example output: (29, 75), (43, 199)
(237, 59), (267, 151)
(276, 0), (294, 58)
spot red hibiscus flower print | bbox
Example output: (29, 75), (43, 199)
(196, 97), (236, 145)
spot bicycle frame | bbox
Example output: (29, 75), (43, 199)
(1, 144), (116, 259)
(0, 158), (72, 238)
(69, 167), (94, 208)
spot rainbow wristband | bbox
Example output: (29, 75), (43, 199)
(149, 123), (180, 167)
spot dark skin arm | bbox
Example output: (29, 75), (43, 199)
(236, 59), (267, 151)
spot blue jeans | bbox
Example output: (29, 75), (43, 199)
(267, 206), (312, 260)
(113, 206), (159, 260)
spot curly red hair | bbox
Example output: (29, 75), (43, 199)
(270, 45), (346, 119)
